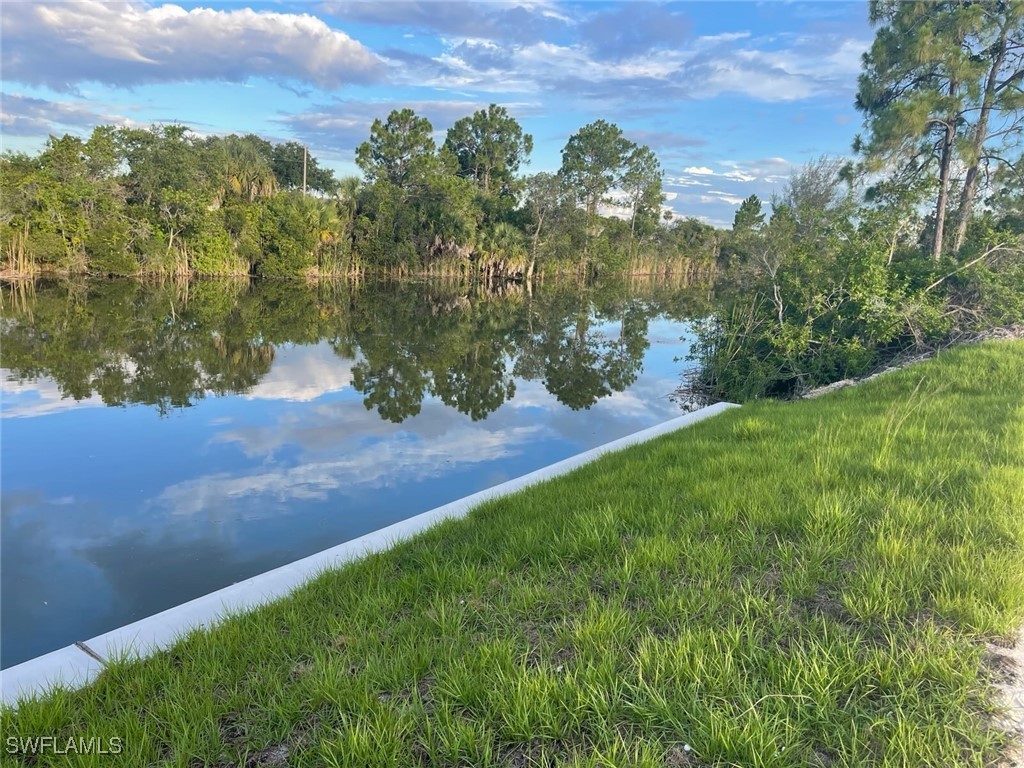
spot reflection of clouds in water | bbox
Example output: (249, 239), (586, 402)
(592, 387), (663, 418)
(215, 363), (683, 474)
(543, 375), (683, 448)
(190, 371), (684, 521)
(0, 374), (105, 418)
(511, 377), (661, 418)
(158, 424), (545, 517)
(244, 343), (357, 402)
(507, 370), (679, 421)
(0, 495), (117, 667)
(0, 343), (359, 420)
(213, 395), (466, 459)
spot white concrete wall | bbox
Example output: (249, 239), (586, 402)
(1, 402), (737, 707)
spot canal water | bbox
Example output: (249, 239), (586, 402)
(0, 277), (709, 667)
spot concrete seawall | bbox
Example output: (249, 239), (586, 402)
(1, 402), (738, 707)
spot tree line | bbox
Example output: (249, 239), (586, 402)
(0, 110), (718, 281)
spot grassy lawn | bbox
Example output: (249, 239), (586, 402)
(4, 341), (1023, 767)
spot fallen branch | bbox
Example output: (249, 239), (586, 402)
(924, 243), (1017, 292)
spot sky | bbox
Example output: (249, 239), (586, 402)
(0, 0), (874, 227)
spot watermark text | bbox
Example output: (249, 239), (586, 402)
(6, 736), (123, 755)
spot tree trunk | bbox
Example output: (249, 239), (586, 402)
(628, 197), (637, 261)
(953, 23), (1008, 253)
(932, 108), (957, 261)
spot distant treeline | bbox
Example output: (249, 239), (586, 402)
(0, 110), (720, 281)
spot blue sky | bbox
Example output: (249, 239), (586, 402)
(1, 1), (873, 227)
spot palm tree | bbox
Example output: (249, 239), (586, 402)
(335, 176), (362, 218)
(213, 136), (277, 205)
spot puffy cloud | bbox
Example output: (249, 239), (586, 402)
(1, 1), (384, 91)
(389, 20), (869, 108)
(0, 93), (137, 137)
(683, 166), (716, 176)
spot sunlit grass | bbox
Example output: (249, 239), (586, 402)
(4, 341), (1023, 767)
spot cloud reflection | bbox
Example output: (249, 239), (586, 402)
(244, 344), (356, 402)
(157, 423), (546, 517)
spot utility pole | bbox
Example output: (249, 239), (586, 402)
(302, 145), (307, 196)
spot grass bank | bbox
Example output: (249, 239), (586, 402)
(4, 342), (1023, 767)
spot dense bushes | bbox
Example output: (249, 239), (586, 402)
(688, 162), (1023, 402)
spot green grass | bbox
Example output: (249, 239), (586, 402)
(4, 342), (1023, 767)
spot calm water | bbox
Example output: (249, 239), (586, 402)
(0, 278), (708, 668)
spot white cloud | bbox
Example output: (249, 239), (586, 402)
(695, 32), (752, 45)
(2, 1), (384, 91)
(668, 176), (712, 188)
(676, 158), (795, 187)
(665, 156), (799, 223)
(390, 22), (868, 108)
(700, 192), (746, 206)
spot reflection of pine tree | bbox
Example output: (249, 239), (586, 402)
(524, 292), (651, 411)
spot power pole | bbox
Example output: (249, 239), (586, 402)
(302, 145), (307, 196)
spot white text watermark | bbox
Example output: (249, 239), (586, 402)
(6, 736), (123, 756)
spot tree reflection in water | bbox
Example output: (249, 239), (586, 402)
(0, 277), (710, 421)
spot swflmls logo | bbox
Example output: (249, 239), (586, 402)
(6, 736), (123, 755)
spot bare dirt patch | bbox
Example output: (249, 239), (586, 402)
(988, 635), (1024, 768)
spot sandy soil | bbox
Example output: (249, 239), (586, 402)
(990, 636), (1024, 767)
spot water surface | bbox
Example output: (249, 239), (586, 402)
(1, 278), (707, 667)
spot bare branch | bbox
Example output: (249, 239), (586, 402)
(924, 243), (1017, 292)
